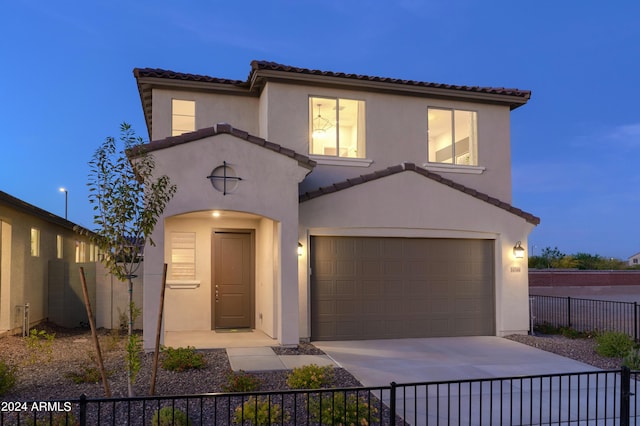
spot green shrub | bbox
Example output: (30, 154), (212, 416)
(161, 346), (206, 372)
(65, 366), (104, 384)
(151, 407), (192, 426)
(623, 347), (640, 369)
(286, 364), (334, 389)
(24, 328), (55, 364)
(309, 392), (379, 425)
(0, 359), (17, 396)
(223, 370), (262, 392)
(233, 396), (289, 425)
(595, 331), (634, 357)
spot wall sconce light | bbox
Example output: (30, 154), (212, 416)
(298, 243), (303, 256)
(513, 241), (525, 259)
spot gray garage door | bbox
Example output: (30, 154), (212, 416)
(310, 236), (495, 341)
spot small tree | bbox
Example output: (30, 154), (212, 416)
(87, 122), (176, 396)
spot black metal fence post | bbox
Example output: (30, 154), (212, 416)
(79, 393), (87, 426)
(635, 302), (638, 342)
(621, 366), (631, 426)
(567, 296), (572, 328)
(390, 382), (396, 426)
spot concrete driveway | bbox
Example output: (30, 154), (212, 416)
(314, 336), (598, 387)
(315, 337), (614, 424)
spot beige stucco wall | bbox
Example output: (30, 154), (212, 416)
(141, 132), (309, 349)
(298, 170), (535, 339)
(0, 206), (95, 333)
(151, 81), (514, 204)
(151, 88), (259, 141)
(261, 82), (514, 203)
(95, 262), (144, 330)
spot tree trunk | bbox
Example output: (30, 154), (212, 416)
(79, 267), (111, 397)
(127, 277), (134, 397)
(149, 263), (168, 395)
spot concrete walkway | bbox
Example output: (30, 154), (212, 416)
(226, 347), (336, 371)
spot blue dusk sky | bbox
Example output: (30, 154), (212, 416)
(1, 1), (639, 259)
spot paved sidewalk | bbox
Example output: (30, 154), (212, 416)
(226, 347), (336, 371)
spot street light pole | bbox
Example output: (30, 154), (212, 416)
(59, 188), (68, 220)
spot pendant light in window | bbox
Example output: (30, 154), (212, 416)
(312, 104), (333, 138)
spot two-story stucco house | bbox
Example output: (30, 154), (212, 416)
(132, 61), (539, 350)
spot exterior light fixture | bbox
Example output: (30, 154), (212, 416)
(59, 187), (68, 220)
(513, 241), (525, 259)
(212, 211), (221, 218)
(298, 242), (303, 256)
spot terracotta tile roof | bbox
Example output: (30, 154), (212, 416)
(133, 68), (247, 86)
(299, 163), (540, 225)
(133, 61), (531, 136)
(128, 123), (316, 171)
(250, 60), (531, 104)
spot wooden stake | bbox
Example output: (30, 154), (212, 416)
(149, 263), (168, 395)
(80, 267), (111, 397)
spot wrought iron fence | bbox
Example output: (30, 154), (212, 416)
(3, 369), (640, 425)
(530, 295), (640, 340)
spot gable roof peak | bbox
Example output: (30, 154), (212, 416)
(299, 163), (540, 225)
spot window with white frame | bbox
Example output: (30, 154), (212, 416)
(171, 232), (196, 280)
(428, 108), (478, 166)
(56, 235), (63, 259)
(30, 228), (40, 257)
(76, 241), (86, 263)
(172, 99), (195, 136)
(309, 96), (365, 158)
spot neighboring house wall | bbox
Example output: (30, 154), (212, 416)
(628, 253), (640, 267)
(529, 270), (640, 287)
(0, 191), (96, 334)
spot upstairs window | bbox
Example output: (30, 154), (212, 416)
(428, 108), (478, 166)
(309, 96), (365, 158)
(172, 99), (195, 136)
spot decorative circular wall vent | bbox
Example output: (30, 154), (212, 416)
(206, 161), (243, 195)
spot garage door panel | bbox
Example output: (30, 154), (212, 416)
(382, 260), (403, 275)
(362, 260), (382, 275)
(315, 260), (336, 275)
(311, 236), (494, 341)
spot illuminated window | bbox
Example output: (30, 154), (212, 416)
(172, 99), (195, 136)
(309, 97), (365, 158)
(428, 108), (478, 166)
(56, 235), (63, 259)
(30, 228), (40, 257)
(76, 241), (86, 263)
(171, 232), (196, 280)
